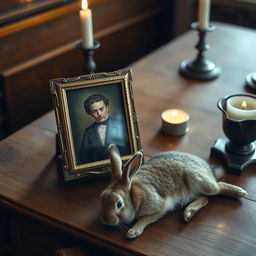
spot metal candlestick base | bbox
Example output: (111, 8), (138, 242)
(76, 40), (100, 74)
(245, 72), (256, 91)
(211, 138), (256, 175)
(179, 22), (221, 81)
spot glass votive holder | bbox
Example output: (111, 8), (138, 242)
(211, 93), (256, 175)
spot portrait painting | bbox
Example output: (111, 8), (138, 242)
(50, 69), (141, 181)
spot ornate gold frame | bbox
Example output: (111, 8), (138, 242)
(50, 69), (141, 181)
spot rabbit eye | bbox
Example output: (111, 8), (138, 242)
(116, 200), (123, 209)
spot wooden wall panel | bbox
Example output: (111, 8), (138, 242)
(0, 3), (81, 70)
(95, 14), (168, 72)
(173, 0), (256, 37)
(1, 46), (84, 133)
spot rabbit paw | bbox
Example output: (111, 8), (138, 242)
(127, 227), (143, 239)
(236, 188), (248, 198)
(183, 209), (196, 222)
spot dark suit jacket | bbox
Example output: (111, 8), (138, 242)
(79, 116), (130, 164)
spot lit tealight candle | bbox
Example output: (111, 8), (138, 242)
(161, 109), (189, 136)
(80, 0), (94, 48)
(226, 95), (256, 120)
(198, 0), (211, 30)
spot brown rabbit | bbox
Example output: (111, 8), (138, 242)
(100, 144), (248, 239)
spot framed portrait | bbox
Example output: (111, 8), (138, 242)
(50, 69), (141, 181)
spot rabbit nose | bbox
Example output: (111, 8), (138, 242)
(104, 219), (110, 225)
(101, 216), (118, 226)
(101, 217), (110, 225)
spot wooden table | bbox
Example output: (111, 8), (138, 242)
(0, 22), (256, 256)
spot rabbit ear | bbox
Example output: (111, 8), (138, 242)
(108, 144), (122, 181)
(122, 151), (143, 187)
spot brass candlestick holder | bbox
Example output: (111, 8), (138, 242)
(211, 94), (256, 175)
(76, 40), (100, 74)
(179, 22), (221, 81)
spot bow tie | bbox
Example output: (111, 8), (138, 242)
(95, 118), (108, 126)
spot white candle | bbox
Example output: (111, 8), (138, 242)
(161, 109), (189, 136)
(80, 0), (94, 48)
(198, 0), (211, 29)
(226, 96), (256, 120)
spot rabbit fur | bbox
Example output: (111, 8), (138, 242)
(100, 144), (248, 239)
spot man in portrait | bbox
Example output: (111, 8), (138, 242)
(79, 94), (130, 163)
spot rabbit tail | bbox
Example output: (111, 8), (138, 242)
(210, 164), (225, 180)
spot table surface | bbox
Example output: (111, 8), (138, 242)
(0, 22), (256, 256)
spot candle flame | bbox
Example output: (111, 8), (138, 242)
(241, 101), (247, 110)
(82, 0), (88, 10)
(171, 110), (178, 117)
